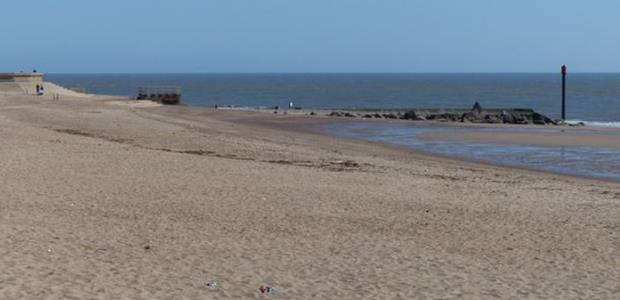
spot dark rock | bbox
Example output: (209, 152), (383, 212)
(373, 113), (383, 119)
(382, 113), (398, 119)
(462, 112), (484, 123)
(309, 111), (316, 116)
(428, 113), (461, 122)
(532, 113), (545, 125)
(502, 111), (515, 124)
(462, 102), (485, 122)
(328, 111), (342, 117)
(484, 114), (502, 124)
(449, 113), (462, 122)
(506, 112), (529, 124)
(402, 110), (422, 120)
(343, 112), (357, 118)
(362, 114), (373, 118)
(532, 112), (556, 125)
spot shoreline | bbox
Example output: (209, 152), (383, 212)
(7, 89), (620, 182)
(257, 112), (620, 184)
(144, 103), (620, 184)
(1, 92), (618, 299)
(212, 104), (620, 129)
(194, 104), (620, 182)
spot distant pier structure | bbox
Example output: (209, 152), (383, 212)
(0, 72), (44, 83)
(0, 72), (44, 95)
(136, 86), (182, 105)
(0, 72), (86, 96)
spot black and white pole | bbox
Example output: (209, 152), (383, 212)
(561, 65), (567, 120)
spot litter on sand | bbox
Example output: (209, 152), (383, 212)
(205, 281), (219, 289)
(259, 285), (277, 294)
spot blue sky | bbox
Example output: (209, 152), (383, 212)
(1, 0), (618, 73)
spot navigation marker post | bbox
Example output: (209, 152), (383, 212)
(561, 65), (567, 120)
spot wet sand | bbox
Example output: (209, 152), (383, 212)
(0, 94), (618, 299)
(419, 128), (620, 148)
(320, 120), (620, 181)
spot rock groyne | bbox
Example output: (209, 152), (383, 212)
(328, 102), (561, 125)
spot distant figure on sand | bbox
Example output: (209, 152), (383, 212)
(35, 84), (45, 96)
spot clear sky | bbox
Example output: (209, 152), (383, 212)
(1, 0), (618, 73)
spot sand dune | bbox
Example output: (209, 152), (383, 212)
(0, 94), (618, 299)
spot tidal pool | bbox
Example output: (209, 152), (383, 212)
(323, 121), (620, 181)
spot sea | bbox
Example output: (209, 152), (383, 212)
(47, 73), (620, 125)
(47, 73), (620, 180)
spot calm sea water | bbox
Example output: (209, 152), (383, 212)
(47, 73), (620, 124)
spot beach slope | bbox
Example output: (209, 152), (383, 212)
(0, 94), (618, 299)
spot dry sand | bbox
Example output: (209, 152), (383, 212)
(0, 93), (618, 299)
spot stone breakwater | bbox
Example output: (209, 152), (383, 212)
(326, 102), (570, 126)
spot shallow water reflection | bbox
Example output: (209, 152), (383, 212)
(324, 122), (620, 181)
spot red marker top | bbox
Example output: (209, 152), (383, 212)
(561, 65), (568, 74)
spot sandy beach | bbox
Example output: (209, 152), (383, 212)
(1, 93), (618, 299)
